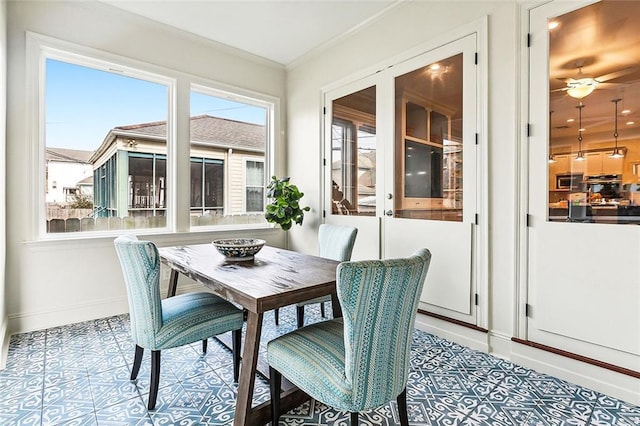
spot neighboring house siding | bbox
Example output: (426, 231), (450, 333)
(228, 154), (244, 214)
(90, 116), (266, 218)
(46, 148), (94, 204)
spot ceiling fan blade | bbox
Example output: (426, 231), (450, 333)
(595, 82), (621, 89)
(595, 67), (636, 82)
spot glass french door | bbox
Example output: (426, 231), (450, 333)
(324, 75), (382, 260)
(384, 34), (479, 324)
(324, 32), (482, 326)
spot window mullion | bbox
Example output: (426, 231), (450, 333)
(173, 78), (191, 233)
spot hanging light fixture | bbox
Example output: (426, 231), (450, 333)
(566, 67), (599, 99)
(610, 98), (625, 158)
(575, 103), (585, 161)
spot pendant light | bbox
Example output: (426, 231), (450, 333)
(610, 98), (625, 158)
(575, 103), (585, 161)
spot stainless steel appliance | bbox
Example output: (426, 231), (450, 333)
(585, 174), (622, 200)
(584, 174), (622, 184)
(556, 173), (583, 190)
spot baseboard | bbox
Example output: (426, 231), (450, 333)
(7, 279), (206, 336)
(487, 330), (513, 360)
(413, 314), (640, 405)
(511, 340), (640, 406)
(414, 312), (489, 353)
(0, 315), (8, 370)
(7, 297), (129, 335)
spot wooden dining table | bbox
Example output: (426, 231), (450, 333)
(158, 243), (341, 426)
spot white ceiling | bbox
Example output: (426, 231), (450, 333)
(101, 0), (398, 66)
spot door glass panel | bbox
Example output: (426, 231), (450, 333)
(548, 1), (640, 225)
(331, 86), (376, 216)
(395, 54), (463, 221)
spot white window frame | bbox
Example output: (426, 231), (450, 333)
(26, 33), (278, 240)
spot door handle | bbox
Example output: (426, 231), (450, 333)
(385, 209), (393, 217)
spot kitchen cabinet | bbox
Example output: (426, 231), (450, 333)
(585, 151), (623, 176)
(550, 154), (570, 174)
(549, 154), (568, 190)
(550, 154), (585, 175)
(602, 153), (624, 174)
(548, 154), (584, 190)
(570, 155), (585, 174)
(396, 93), (459, 213)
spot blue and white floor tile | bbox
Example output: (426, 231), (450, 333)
(1, 305), (639, 425)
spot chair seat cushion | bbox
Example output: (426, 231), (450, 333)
(267, 318), (355, 411)
(295, 294), (331, 308)
(155, 292), (243, 350)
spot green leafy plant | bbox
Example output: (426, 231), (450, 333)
(265, 176), (310, 231)
(69, 194), (93, 209)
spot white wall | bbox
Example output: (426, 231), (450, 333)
(1, 0), (8, 368)
(5, 0), (287, 335)
(286, 1), (638, 404)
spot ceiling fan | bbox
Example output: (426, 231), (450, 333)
(554, 65), (637, 99)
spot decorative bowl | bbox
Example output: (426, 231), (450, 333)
(212, 238), (266, 261)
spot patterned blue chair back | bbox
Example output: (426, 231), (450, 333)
(318, 224), (358, 262)
(114, 234), (163, 349)
(338, 248), (431, 410)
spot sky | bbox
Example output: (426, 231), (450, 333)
(45, 59), (266, 151)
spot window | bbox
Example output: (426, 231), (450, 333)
(245, 160), (265, 212)
(44, 55), (169, 233)
(33, 36), (276, 237)
(190, 158), (224, 215)
(546, 1), (640, 225)
(190, 87), (269, 227)
(394, 54), (463, 221)
(128, 154), (166, 215)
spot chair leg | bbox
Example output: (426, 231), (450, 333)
(148, 350), (161, 410)
(269, 366), (282, 425)
(397, 387), (409, 426)
(232, 329), (242, 382)
(202, 338), (208, 354)
(131, 345), (144, 380)
(350, 412), (358, 424)
(296, 305), (304, 328)
(320, 302), (326, 318)
(274, 308), (280, 325)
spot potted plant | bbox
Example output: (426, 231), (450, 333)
(265, 176), (310, 231)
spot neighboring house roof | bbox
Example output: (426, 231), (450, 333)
(115, 114), (265, 151)
(46, 148), (94, 164)
(91, 114), (265, 164)
(77, 176), (94, 185)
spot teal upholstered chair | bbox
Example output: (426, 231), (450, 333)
(114, 235), (244, 410)
(267, 248), (431, 425)
(274, 224), (358, 327)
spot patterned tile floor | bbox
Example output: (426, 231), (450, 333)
(1, 305), (639, 425)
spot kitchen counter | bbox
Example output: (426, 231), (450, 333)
(396, 208), (462, 221)
(549, 205), (640, 224)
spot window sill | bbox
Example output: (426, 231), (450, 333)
(24, 223), (280, 250)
